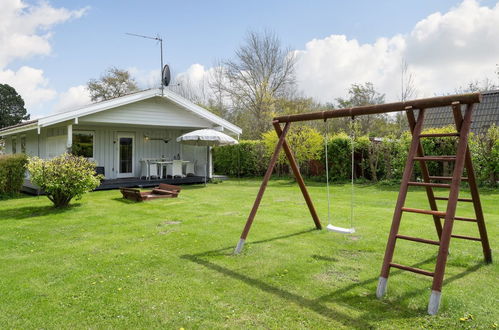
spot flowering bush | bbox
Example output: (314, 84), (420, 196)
(28, 153), (102, 208)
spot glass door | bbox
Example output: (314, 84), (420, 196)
(117, 133), (134, 178)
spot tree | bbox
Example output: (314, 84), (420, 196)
(394, 60), (417, 135)
(215, 30), (296, 139)
(87, 67), (139, 102)
(0, 84), (30, 129)
(335, 82), (388, 136)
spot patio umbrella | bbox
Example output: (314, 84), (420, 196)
(176, 129), (238, 184)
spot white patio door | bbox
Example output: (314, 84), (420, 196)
(117, 133), (135, 178)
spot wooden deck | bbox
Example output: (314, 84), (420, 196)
(21, 176), (206, 195)
(96, 176), (206, 190)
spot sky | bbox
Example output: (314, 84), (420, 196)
(1, 0), (499, 118)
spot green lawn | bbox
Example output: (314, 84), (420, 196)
(0, 179), (497, 328)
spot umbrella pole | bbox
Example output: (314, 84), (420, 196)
(205, 146), (209, 186)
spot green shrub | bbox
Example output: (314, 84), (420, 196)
(213, 140), (268, 177)
(323, 132), (352, 181)
(470, 125), (499, 186)
(27, 153), (102, 208)
(0, 154), (28, 196)
(262, 125), (323, 176)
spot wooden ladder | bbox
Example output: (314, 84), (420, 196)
(376, 103), (492, 315)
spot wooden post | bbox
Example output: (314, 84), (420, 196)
(451, 105), (492, 263)
(234, 122), (292, 254)
(377, 108), (426, 298)
(428, 103), (474, 314)
(274, 122), (322, 229)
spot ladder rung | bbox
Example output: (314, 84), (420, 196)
(454, 216), (478, 222)
(389, 263), (435, 277)
(396, 234), (440, 246)
(435, 214), (478, 222)
(408, 182), (451, 188)
(419, 133), (460, 137)
(401, 207), (446, 217)
(429, 176), (468, 181)
(434, 196), (473, 202)
(451, 234), (481, 241)
(413, 156), (457, 161)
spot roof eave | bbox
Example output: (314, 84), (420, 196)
(0, 123), (39, 137)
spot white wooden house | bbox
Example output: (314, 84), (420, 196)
(0, 88), (241, 186)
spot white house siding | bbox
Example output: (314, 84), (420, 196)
(80, 97), (213, 129)
(67, 125), (208, 180)
(4, 125), (209, 180)
(1, 94), (228, 179)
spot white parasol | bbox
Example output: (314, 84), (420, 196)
(176, 129), (238, 184)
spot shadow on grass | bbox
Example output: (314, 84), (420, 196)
(190, 229), (317, 257)
(182, 227), (487, 326)
(111, 197), (138, 204)
(0, 203), (81, 221)
(181, 253), (375, 328)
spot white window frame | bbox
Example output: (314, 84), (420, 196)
(72, 130), (95, 159)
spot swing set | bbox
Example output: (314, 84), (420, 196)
(233, 92), (492, 315)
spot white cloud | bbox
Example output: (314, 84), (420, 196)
(0, 0), (87, 116)
(0, 0), (87, 67)
(294, 0), (499, 102)
(176, 64), (211, 86)
(0, 66), (56, 108)
(128, 67), (161, 89)
(54, 85), (91, 112)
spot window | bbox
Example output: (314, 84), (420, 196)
(20, 135), (26, 154)
(11, 137), (17, 154)
(72, 131), (94, 158)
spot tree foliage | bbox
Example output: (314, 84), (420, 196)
(215, 30), (296, 138)
(87, 67), (139, 102)
(470, 125), (499, 186)
(335, 82), (390, 136)
(262, 125), (322, 175)
(28, 154), (102, 208)
(0, 84), (29, 129)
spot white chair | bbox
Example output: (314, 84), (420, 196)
(171, 160), (184, 178)
(185, 161), (196, 176)
(148, 161), (159, 179)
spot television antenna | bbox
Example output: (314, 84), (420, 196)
(126, 32), (168, 94)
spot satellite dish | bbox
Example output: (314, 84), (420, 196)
(162, 64), (171, 86)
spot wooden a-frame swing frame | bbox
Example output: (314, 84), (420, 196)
(233, 92), (492, 315)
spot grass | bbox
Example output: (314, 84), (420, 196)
(0, 179), (497, 328)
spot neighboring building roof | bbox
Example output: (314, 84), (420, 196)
(0, 88), (242, 136)
(424, 90), (499, 134)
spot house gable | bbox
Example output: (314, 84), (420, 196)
(80, 96), (213, 128)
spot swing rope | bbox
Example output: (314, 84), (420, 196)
(324, 117), (356, 234)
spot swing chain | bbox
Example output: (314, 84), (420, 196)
(325, 119), (331, 224)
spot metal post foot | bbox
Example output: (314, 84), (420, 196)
(376, 277), (388, 298)
(428, 290), (441, 315)
(234, 238), (245, 254)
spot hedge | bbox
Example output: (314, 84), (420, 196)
(213, 126), (499, 186)
(0, 154), (28, 196)
(213, 140), (268, 177)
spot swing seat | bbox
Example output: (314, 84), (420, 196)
(326, 224), (356, 234)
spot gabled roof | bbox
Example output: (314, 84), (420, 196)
(0, 88), (242, 136)
(425, 90), (499, 134)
